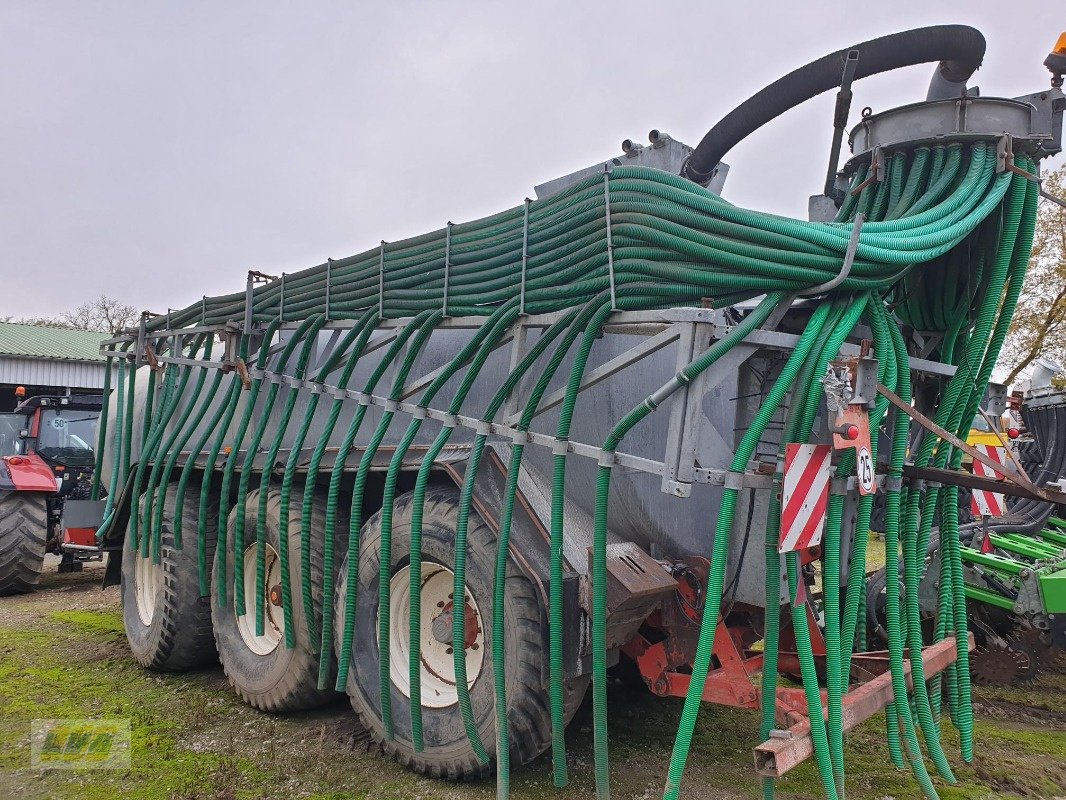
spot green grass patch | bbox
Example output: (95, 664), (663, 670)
(48, 609), (125, 636)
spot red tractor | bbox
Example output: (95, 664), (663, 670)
(0, 389), (102, 594)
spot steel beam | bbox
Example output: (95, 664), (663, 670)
(753, 634), (973, 778)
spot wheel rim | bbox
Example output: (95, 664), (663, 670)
(235, 543), (284, 656)
(134, 553), (162, 627)
(387, 563), (485, 708)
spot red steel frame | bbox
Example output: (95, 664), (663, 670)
(621, 608), (971, 776)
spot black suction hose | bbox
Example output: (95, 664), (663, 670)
(682, 24), (986, 184)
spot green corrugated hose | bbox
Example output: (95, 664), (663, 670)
(98, 140), (1037, 800)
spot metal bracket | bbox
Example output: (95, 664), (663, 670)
(996, 134), (1041, 181)
(849, 146), (884, 196)
(603, 163), (617, 310)
(879, 383), (1066, 504)
(324, 259), (332, 321)
(802, 214), (864, 295)
(442, 223), (452, 316)
(378, 241), (386, 318)
(520, 198), (531, 315)
(1041, 186), (1066, 209)
(824, 49), (860, 199)
(244, 270), (277, 335)
(143, 343), (162, 372)
(234, 358), (252, 390)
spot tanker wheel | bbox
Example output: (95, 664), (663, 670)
(0, 490), (48, 595)
(212, 485), (345, 712)
(121, 482), (219, 671)
(337, 485), (588, 780)
(864, 525), (955, 651)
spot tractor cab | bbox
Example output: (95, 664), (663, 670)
(0, 411), (28, 457)
(11, 392), (102, 490)
(0, 389), (103, 580)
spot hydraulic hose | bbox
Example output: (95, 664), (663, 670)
(294, 309), (382, 646)
(252, 315), (328, 636)
(274, 319), (377, 647)
(101, 130), (1042, 800)
(662, 301), (833, 800)
(317, 309), (438, 690)
(156, 337), (217, 550)
(588, 292), (787, 800)
(682, 25), (985, 182)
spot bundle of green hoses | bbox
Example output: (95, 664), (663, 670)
(94, 139), (1037, 800)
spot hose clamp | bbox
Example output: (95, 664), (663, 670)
(410, 406), (427, 420)
(830, 477), (850, 495)
(511, 430), (530, 444)
(356, 392), (372, 406)
(442, 414), (458, 428)
(598, 450), (617, 468)
(383, 399), (399, 413)
(552, 438), (570, 456)
(884, 475), (904, 492)
(309, 382), (323, 395)
(474, 420), (492, 436)
(284, 376), (305, 389)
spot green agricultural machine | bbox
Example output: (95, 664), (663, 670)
(868, 386), (1066, 683)
(89, 24), (1066, 800)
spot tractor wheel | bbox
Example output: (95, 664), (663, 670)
(0, 490), (48, 595)
(211, 485), (343, 712)
(337, 485), (588, 779)
(121, 483), (218, 671)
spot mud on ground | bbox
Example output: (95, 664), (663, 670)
(1, 557), (1065, 799)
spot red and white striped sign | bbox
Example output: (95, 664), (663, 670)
(779, 443), (833, 553)
(971, 444), (1008, 517)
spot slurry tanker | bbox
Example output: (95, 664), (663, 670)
(54, 24), (1066, 800)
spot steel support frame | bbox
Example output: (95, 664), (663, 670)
(100, 308), (961, 496)
(754, 633), (974, 777)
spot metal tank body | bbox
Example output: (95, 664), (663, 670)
(101, 308), (758, 574)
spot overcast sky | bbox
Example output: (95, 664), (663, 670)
(1, 1), (1061, 320)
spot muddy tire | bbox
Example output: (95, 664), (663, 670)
(0, 490), (48, 595)
(121, 482), (218, 671)
(212, 485), (344, 712)
(337, 485), (587, 779)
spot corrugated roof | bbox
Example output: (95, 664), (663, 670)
(0, 322), (106, 362)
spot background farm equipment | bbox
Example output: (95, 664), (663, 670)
(868, 386), (1066, 685)
(0, 390), (103, 593)
(82, 23), (1066, 800)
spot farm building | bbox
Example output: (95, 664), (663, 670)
(0, 322), (107, 411)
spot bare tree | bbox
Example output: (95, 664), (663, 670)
(1001, 166), (1066, 386)
(9, 295), (138, 335)
(58, 295), (138, 334)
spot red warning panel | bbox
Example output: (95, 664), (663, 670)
(779, 443), (833, 553)
(971, 444), (1008, 517)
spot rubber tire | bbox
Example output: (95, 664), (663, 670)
(0, 490), (48, 595)
(121, 483), (218, 671)
(212, 485), (344, 712)
(864, 564), (890, 649)
(865, 531), (943, 649)
(337, 485), (588, 780)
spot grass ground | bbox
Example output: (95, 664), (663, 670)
(1, 557), (1064, 800)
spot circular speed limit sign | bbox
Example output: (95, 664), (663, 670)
(857, 446), (874, 494)
(51, 417), (66, 430)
